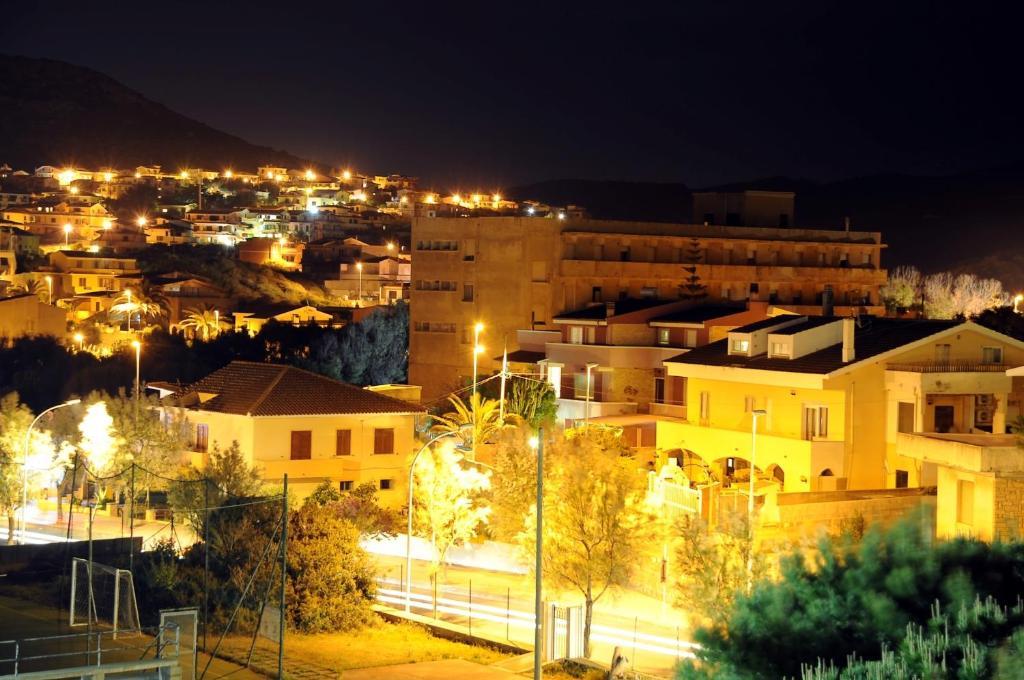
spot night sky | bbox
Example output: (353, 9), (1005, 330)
(4, 1), (1021, 188)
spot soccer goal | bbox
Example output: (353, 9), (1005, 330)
(69, 557), (142, 636)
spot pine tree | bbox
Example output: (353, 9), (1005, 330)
(679, 237), (707, 299)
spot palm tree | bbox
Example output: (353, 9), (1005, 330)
(430, 393), (520, 456)
(109, 283), (168, 329)
(178, 306), (228, 342)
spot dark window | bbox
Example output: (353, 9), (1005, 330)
(895, 470), (909, 488)
(702, 212), (715, 224)
(195, 424), (209, 453)
(335, 429), (352, 456)
(726, 212), (742, 226)
(749, 283), (759, 294)
(592, 286), (602, 302)
(462, 283), (474, 302)
(290, 430), (312, 460)
(339, 480), (353, 492)
(379, 479), (392, 490)
(619, 247), (630, 262)
(373, 428), (395, 454)
(779, 213), (790, 227)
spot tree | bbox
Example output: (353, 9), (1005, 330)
(679, 517), (1024, 679)
(431, 393), (518, 456)
(674, 510), (766, 627)
(504, 377), (557, 429)
(413, 441), (491, 578)
(0, 393), (63, 543)
(178, 306), (228, 342)
(168, 441), (263, 535)
(109, 283), (168, 329)
(104, 391), (190, 502)
(923, 271), (1007, 319)
(77, 400), (124, 502)
(519, 431), (651, 657)
(286, 501), (376, 632)
(879, 265), (921, 312)
(305, 480), (399, 538)
(679, 236), (707, 299)
(489, 426), (541, 541)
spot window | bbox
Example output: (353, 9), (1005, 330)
(195, 424), (209, 453)
(684, 329), (698, 348)
(771, 341), (789, 357)
(744, 396), (756, 412)
(462, 283), (474, 302)
(463, 238), (475, 260)
(574, 373), (595, 400)
(935, 344), (951, 363)
(657, 328), (671, 346)
(379, 479), (393, 490)
(731, 339), (750, 353)
(569, 326), (584, 344)
(373, 428), (395, 454)
(335, 429), (352, 456)
(749, 283), (759, 295)
(982, 346), (1003, 364)
(803, 406), (828, 440)
(640, 287), (657, 298)
(547, 365), (562, 398)
(290, 430), (312, 460)
(895, 470), (909, 488)
(957, 479), (975, 525)
(699, 391), (710, 423)
(898, 402), (915, 434)
(339, 480), (353, 492)
(653, 370), (665, 403)
(585, 327), (596, 344)
(592, 286), (602, 302)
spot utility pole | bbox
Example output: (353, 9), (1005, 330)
(533, 430), (544, 680)
(499, 341), (508, 421)
(278, 474), (288, 679)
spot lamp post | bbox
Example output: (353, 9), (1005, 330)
(125, 289), (132, 331)
(19, 399), (81, 542)
(131, 340), (141, 402)
(472, 322), (484, 399)
(748, 409), (767, 587)
(73, 333), (84, 352)
(63, 223), (72, 246)
(44, 275), (52, 305)
(214, 309), (220, 337)
(529, 432), (544, 680)
(405, 427), (472, 612)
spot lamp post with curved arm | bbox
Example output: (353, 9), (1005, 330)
(19, 399), (81, 542)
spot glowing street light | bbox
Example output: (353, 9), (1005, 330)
(19, 398), (81, 542)
(44, 275), (52, 305)
(424, 194), (436, 205)
(136, 215), (148, 228)
(452, 193), (462, 204)
(1015, 294), (1023, 314)
(63, 223), (72, 246)
(73, 332), (84, 351)
(342, 169), (352, 181)
(102, 219), (113, 230)
(103, 172), (114, 183)
(179, 170), (189, 180)
(305, 169), (315, 181)
(224, 169), (233, 179)
(386, 241), (395, 251)
(131, 340), (142, 402)
(266, 171), (274, 180)
(69, 186), (79, 195)
(356, 262), (363, 304)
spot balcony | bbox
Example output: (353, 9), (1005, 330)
(888, 361), (1009, 373)
(545, 342), (681, 369)
(556, 398), (638, 421)
(649, 402), (686, 419)
(895, 432), (1024, 473)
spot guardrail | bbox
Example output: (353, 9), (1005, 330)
(887, 361), (1009, 373)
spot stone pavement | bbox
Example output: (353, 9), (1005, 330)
(342, 659), (515, 679)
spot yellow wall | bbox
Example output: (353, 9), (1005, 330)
(186, 410), (416, 507)
(935, 467), (996, 541)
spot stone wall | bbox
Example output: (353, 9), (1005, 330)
(994, 477), (1024, 540)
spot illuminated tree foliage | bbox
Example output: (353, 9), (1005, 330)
(677, 518), (1024, 679)
(519, 431), (652, 658)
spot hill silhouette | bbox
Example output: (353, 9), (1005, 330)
(0, 54), (314, 172)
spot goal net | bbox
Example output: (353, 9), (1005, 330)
(69, 557), (141, 635)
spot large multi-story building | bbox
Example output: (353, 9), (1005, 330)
(409, 213), (887, 400)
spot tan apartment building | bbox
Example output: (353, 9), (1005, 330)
(409, 214), (887, 400)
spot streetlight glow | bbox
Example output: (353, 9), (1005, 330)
(73, 332), (84, 351)
(136, 216), (147, 227)
(342, 169), (352, 181)
(19, 398), (81, 542)
(63, 223), (72, 246)
(224, 169), (233, 178)
(44, 275), (52, 305)
(131, 340), (142, 402)
(305, 169), (315, 181)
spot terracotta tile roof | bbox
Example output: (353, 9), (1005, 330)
(171, 361), (424, 416)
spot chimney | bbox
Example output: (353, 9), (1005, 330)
(842, 317), (855, 363)
(822, 285), (834, 317)
(604, 300), (616, 316)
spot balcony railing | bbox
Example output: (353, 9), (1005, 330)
(887, 361), (1009, 373)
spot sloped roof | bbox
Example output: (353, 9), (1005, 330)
(649, 304), (747, 324)
(667, 317), (962, 375)
(554, 298), (678, 321)
(171, 361), (424, 416)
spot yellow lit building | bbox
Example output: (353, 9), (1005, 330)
(659, 316), (1024, 497)
(169, 361), (425, 505)
(232, 303), (337, 335)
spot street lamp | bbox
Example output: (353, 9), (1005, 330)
(356, 262), (363, 305)
(44, 275), (52, 305)
(63, 223), (72, 246)
(125, 289), (132, 331)
(472, 322), (484, 398)
(131, 340), (141, 402)
(73, 333), (84, 351)
(748, 408), (767, 587)
(136, 216), (147, 228)
(405, 426), (473, 612)
(214, 309), (220, 336)
(19, 398), (81, 542)
(529, 433), (544, 680)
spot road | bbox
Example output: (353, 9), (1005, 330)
(370, 553), (697, 677)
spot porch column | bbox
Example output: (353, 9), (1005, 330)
(994, 393), (1008, 434)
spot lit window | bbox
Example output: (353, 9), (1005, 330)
(657, 328), (671, 346)
(982, 347), (1003, 364)
(731, 339), (750, 353)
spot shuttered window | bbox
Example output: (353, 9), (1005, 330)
(374, 428), (394, 455)
(336, 429), (352, 456)
(290, 431), (312, 460)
